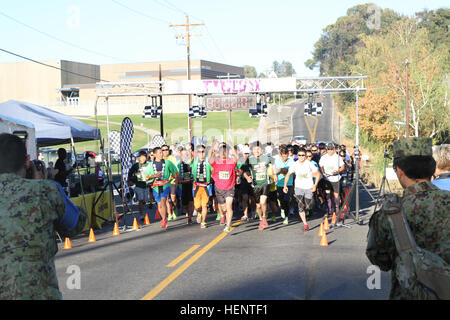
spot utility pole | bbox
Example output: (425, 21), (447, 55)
(159, 64), (164, 137)
(405, 59), (410, 138)
(217, 73), (241, 138)
(170, 16), (204, 143)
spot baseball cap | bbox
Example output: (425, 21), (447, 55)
(242, 146), (251, 154)
(393, 137), (432, 158)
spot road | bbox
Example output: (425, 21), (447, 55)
(290, 94), (340, 144)
(55, 97), (391, 302)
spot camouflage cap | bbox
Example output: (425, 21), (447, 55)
(393, 137), (432, 158)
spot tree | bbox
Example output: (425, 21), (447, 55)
(272, 60), (296, 77)
(243, 65), (257, 78)
(353, 17), (449, 141)
(305, 3), (400, 76)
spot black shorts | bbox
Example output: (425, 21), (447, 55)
(329, 180), (340, 194)
(268, 190), (277, 203)
(253, 185), (270, 203)
(215, 187), (235, 204)
(181, 183), (193, 206)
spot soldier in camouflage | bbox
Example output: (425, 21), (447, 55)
(0, 133), (87, 300)
(366, 137), (450, 299)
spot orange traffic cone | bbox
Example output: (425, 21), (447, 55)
(144, 213), (150, 225)
(88, 228), (96, 242)
(132, 217), (140, 230)
(331, 212), (337, 225)
(324, 216), (330, 230)
(113, 222), (120, 236)
(155, 209), (161, 220)
(320, 231), (328, 247)
(63, 237), (72, 249)
(318, 222), (324, 237)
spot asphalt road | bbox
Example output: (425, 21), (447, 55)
(54, 98), (391, 301)
(290, 94), (340, 144)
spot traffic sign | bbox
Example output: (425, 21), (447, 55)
(393, 121), (406, 125)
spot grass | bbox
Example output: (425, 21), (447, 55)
(46, 111), (260, 154)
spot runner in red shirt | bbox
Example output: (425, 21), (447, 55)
(208, 139), (238, 233)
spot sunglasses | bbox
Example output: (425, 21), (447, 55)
(298, 154), (306, 157)
(162, 149), (169, 151)
(306, 155), (313, 158)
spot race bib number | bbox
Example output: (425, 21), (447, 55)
(326, 166), (335, 174)
(219, 171), (230, 180)
(197, 173), (205, 182)
(255, 173), (267, 181)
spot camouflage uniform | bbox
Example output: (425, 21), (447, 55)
(0, 173), (87, 300)
(366, 137), (450, 299)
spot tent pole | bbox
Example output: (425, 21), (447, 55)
(105, 96), (116, 222)
(70, 136), (90, 230)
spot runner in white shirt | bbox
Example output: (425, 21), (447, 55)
(319, 143), (345, 216)
(283, 148), (320, 231)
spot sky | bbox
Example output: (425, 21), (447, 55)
(0, 0), (448, 77)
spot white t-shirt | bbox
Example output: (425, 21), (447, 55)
(319, 153), (344, 183)
(289, 160), (318, 189)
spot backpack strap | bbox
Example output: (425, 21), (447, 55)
(382, 194), (417, 253)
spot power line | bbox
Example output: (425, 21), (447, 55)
(111, 0), (171, 24)
(0, 10), (124, 62)
(0, 48), (109, 82)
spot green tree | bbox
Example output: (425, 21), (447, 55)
(243, 65), (257, 78)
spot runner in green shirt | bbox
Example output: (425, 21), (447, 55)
(242, 141), (274, 230)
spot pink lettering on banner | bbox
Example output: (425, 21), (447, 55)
(202, 78), (262, 94)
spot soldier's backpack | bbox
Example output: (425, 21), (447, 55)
(382, 194), (450, 300)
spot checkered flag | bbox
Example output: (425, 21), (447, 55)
(120, 117), (134, 197)
(189, 105), (207, 118)
(143, 105), (153, 118)
(304, 102), (323, 116)
(151, 134), (166, 148)
(143, 105), (162, 118)
(109, 130), (121, 155)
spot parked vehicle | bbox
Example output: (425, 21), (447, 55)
(292, 135), (307, 145)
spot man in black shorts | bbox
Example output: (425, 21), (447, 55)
(242, 142), (274, 230)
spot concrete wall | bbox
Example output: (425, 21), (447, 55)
(0, 60), (61, 104)
(0, 59), (244, 115)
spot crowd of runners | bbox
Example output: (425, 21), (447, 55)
(127, 139), (358, 233)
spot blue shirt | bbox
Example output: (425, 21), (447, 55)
(275, 156), (294, 187)
(431, 177), (450, 192)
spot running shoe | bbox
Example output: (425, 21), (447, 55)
(216, 213), (221, 221)
(280, 209), (286, 219)
(258, 220), (266, 230)
(223, 225), (231, 233)
(283, 217), (289, 225)
(271, 216), (276, 223)
(263, 218), (269, 227)
(187, 218), (193, 225)
(200, 222), (207, 229)
(172, 209), (177, 219)
(196, 213), (202, 224)
(220, 216), (225, 225)
(304, 224), (309, 231)
(240, 215), (248, 221)
(168, 214), (173, 221)
(161, 219), (167, 228)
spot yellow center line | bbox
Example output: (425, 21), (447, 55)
(311, 116), (319, 142)
(304, 116), (314, 141)
(167, 245), (201, 267)
(141, 220), (242, 300)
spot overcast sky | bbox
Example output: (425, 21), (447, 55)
(0, 0), (447, 77)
